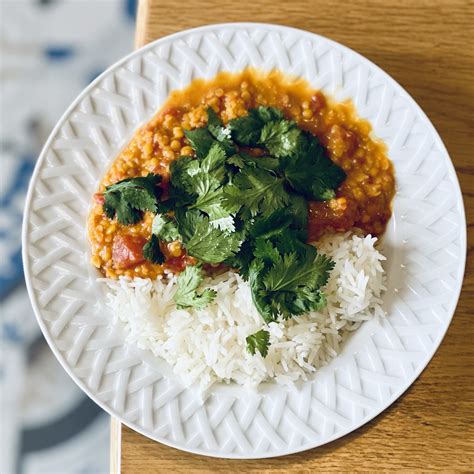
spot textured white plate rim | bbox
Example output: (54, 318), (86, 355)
(22, 22), (467, 459)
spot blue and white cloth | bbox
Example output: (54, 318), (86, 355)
(0, 1), (136, 472)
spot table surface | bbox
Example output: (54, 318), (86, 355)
(112, 0), (474, 471)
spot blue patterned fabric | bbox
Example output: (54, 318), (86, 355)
(0, 1), (136, 472)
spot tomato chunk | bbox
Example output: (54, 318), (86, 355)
(112, 234), (147, 269)
(94, 192), (105, 205)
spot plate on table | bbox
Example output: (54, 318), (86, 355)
(22, 23), (466, 458)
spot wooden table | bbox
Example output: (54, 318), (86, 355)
(111, 0), (474, 471)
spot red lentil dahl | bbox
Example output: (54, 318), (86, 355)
(88, 69), (395, 279)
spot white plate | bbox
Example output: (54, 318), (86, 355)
(23, 23), (466, 459)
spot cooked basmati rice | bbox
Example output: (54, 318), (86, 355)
(103, 232), (386, 391)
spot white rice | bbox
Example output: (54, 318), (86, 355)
(103, 232), (386, 391)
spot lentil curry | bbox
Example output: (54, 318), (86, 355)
(88, 69), (395, 279)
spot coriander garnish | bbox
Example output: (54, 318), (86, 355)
(103, 106), (347, 354)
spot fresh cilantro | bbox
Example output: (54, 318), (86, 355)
(270, 285), (327, 318)
(168, 156), (197, 207)
(248, 258), (274, 323)
(228, 106), (284, 146)
(206, 107), (226, 140)
(155, 104), (345, 329)
(183, 128), (215, 159)
(255, 106), (284, 122)
(271, 229), (313, 258)
(246, 329), (271, 357)
(224, 239), (253, 279)
(253, 239), (280, 265)
(260, 119), (301, 158)
(191, 184), (231, 223)
(229, 106), (296, 156)
(228, 112), (262, 146)
(206, 108), (235, 154)
(286, 194), (308, 232)
(282, 133), (346, 200)
(199, 142), (227, 178)
(249, 209), (292, 239)
(173, 265), (217, 309)
(227, 153), (280, 172)
(261, 250), (334, 318)
(176, 210), (242, 264)
(103, 174), (162, 225)
(227, 154), (245, 169)
(263, 251), (333, 293)
(223, 167), (290, 218)
(171, 144), (226, 195)
(142, 234), (165, 264)
(185, 143), (233, 223)
(152, 214), (181, 242)
(170, 156), (194, 190)
(168, 144), (230, 221)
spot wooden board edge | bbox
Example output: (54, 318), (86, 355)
(135, 0), (152, 49)
(110, 418), (122, 474)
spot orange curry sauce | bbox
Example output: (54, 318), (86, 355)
(88, 69), (395, 279)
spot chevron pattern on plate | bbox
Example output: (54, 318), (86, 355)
(23, 24), (466, 458)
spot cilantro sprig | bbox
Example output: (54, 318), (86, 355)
(102, 104), (347, 357)
(142, 234), (165, 264)
(103, 173), (162, 225)
(152, 214), (181, 242)
(175, 210), (242, 264)
(174, 265), (217, 309)
(246, 329), (270, 357)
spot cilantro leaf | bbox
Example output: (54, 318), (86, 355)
(227, 154), (245, 169)
(262, 251), (334, 318)
(168, 156), (197, 206)
(228, 107), (284, 146)
(260, 119), (302, 158)
(120, 187), (157, 213)
(169, 144), (229, 215)
(253, 239), (280, 265)
(228, 112), (262, 146)
(103, 191), (141, 225)
(175, 208), (201, 242)
(206, 108), (235, 154)
(223, 167), (290, 218)
(185, 143), (233, 223)
(254, 106), (284, 122)
(246, 329), (271, 357)
(191, 184), (231, 223)
(249, 209), (293, 239)
(174, 265), (217, 309)
(152, 214), (181, 242)
(282, 133), (346, 200)
(176, 210), (242, 263)
(263, 251), (333, 292)
(200, 142), (227, 177)
(224, 239), (253, 278)
(248, 258), (275, 323)
(228, 153), (280, 172)
(142, 234), (165, 264)
(206, 107), (226, 140)
(286, 194), (308, 232)
(184, 128), (215, 159)
(271, 229), (313, 258)
(247, 243), (334, 321)
(270, 286), (327, 317)
(103, 174), (162, 225)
